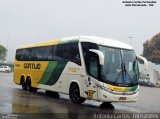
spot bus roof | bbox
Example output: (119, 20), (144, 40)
(18, 36), (133, 50)
(64, 36), (133, 50)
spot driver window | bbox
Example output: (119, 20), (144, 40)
(89, 53), (99, 78)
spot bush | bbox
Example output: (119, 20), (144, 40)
(143, 32), (160, 64)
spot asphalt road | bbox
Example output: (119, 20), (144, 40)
(0, 72), (160, 119)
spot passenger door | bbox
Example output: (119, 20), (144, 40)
(84, 52), (99, 100)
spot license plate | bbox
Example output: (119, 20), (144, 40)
(119, 97), (126, 100)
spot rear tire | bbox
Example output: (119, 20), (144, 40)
(25, 78), (37, 92)
(69, 84), (86, 104)
(21, 77), (26, 90)
(26, 79), (31, 91)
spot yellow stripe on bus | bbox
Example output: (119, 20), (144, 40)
(18, 39), (62, 49)
(105, 84), (126, 92)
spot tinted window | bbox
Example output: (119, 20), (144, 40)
(67, 43), (81, 63)
(16, 46), (53, 61)
(88, 53), (99, 78)
(15, 43), (81, 65)
(81, 42), (98, 72)
(55, 43), (81, 65)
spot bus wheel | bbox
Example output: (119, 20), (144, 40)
(69, 84), (86, 104)
(26, 79), (31, 91)
(22, 82), (26, 90)
(25, 78), (37, 92)
(21, 77), (26, 90)
(100, 102), (114, 109)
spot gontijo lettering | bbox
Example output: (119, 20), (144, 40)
(24, 63), (41, 69)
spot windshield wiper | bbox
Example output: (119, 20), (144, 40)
(121, 62), (126, 84)
(121, 62), (134, 86)
(114, 62), (126, 85)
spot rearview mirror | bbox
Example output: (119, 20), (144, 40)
(137, 55), (148, 70)
(89, 49), (104, 65)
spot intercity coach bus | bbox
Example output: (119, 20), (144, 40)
(14, 36), (147, 104)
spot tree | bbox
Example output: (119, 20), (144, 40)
(143, 32), (160, 64)
(0, 44), (7, 62)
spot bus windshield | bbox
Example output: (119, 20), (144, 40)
(99, 46), (139, 87)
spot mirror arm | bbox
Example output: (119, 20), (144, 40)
(137, 55), (148, 70)
(89, 49), (104, 65)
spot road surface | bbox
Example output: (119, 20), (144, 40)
(0, 72), (160, 119)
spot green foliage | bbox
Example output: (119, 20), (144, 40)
(0, 45), (7, 61)
(143, 32), (160, 64)
(0, 45), (7, 54)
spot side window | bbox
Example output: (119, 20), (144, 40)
(15, 43), (81, 63)
(81, 42), (97, 56)
(28, 49), (32, 61)
(20, 48), (31, 61)
(16, 46), (54, 61)
(36, 47), (43, 60)
(67, 43), (81, 65)
(81, 42), (98, 73)
(16, 49), (28, 61)
(31, 47), (38, 60)
(43, 46), (53, 60)
(19, 49), (24, 60)
(15, 50), (21, 60)
(88, 53), (99, 78)
(54, 44), (64, 60)
(52, 45), (58, 60)
(54, 43), (81, 65)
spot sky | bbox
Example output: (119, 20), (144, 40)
(0, 0), (160, 62)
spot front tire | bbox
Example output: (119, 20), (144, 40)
(69, 85), (86, 104)
(100, 102), (114, 109)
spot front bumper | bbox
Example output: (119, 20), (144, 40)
(98, 89), (139, 102)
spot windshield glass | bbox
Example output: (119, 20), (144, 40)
(99, 46), (139, 86)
